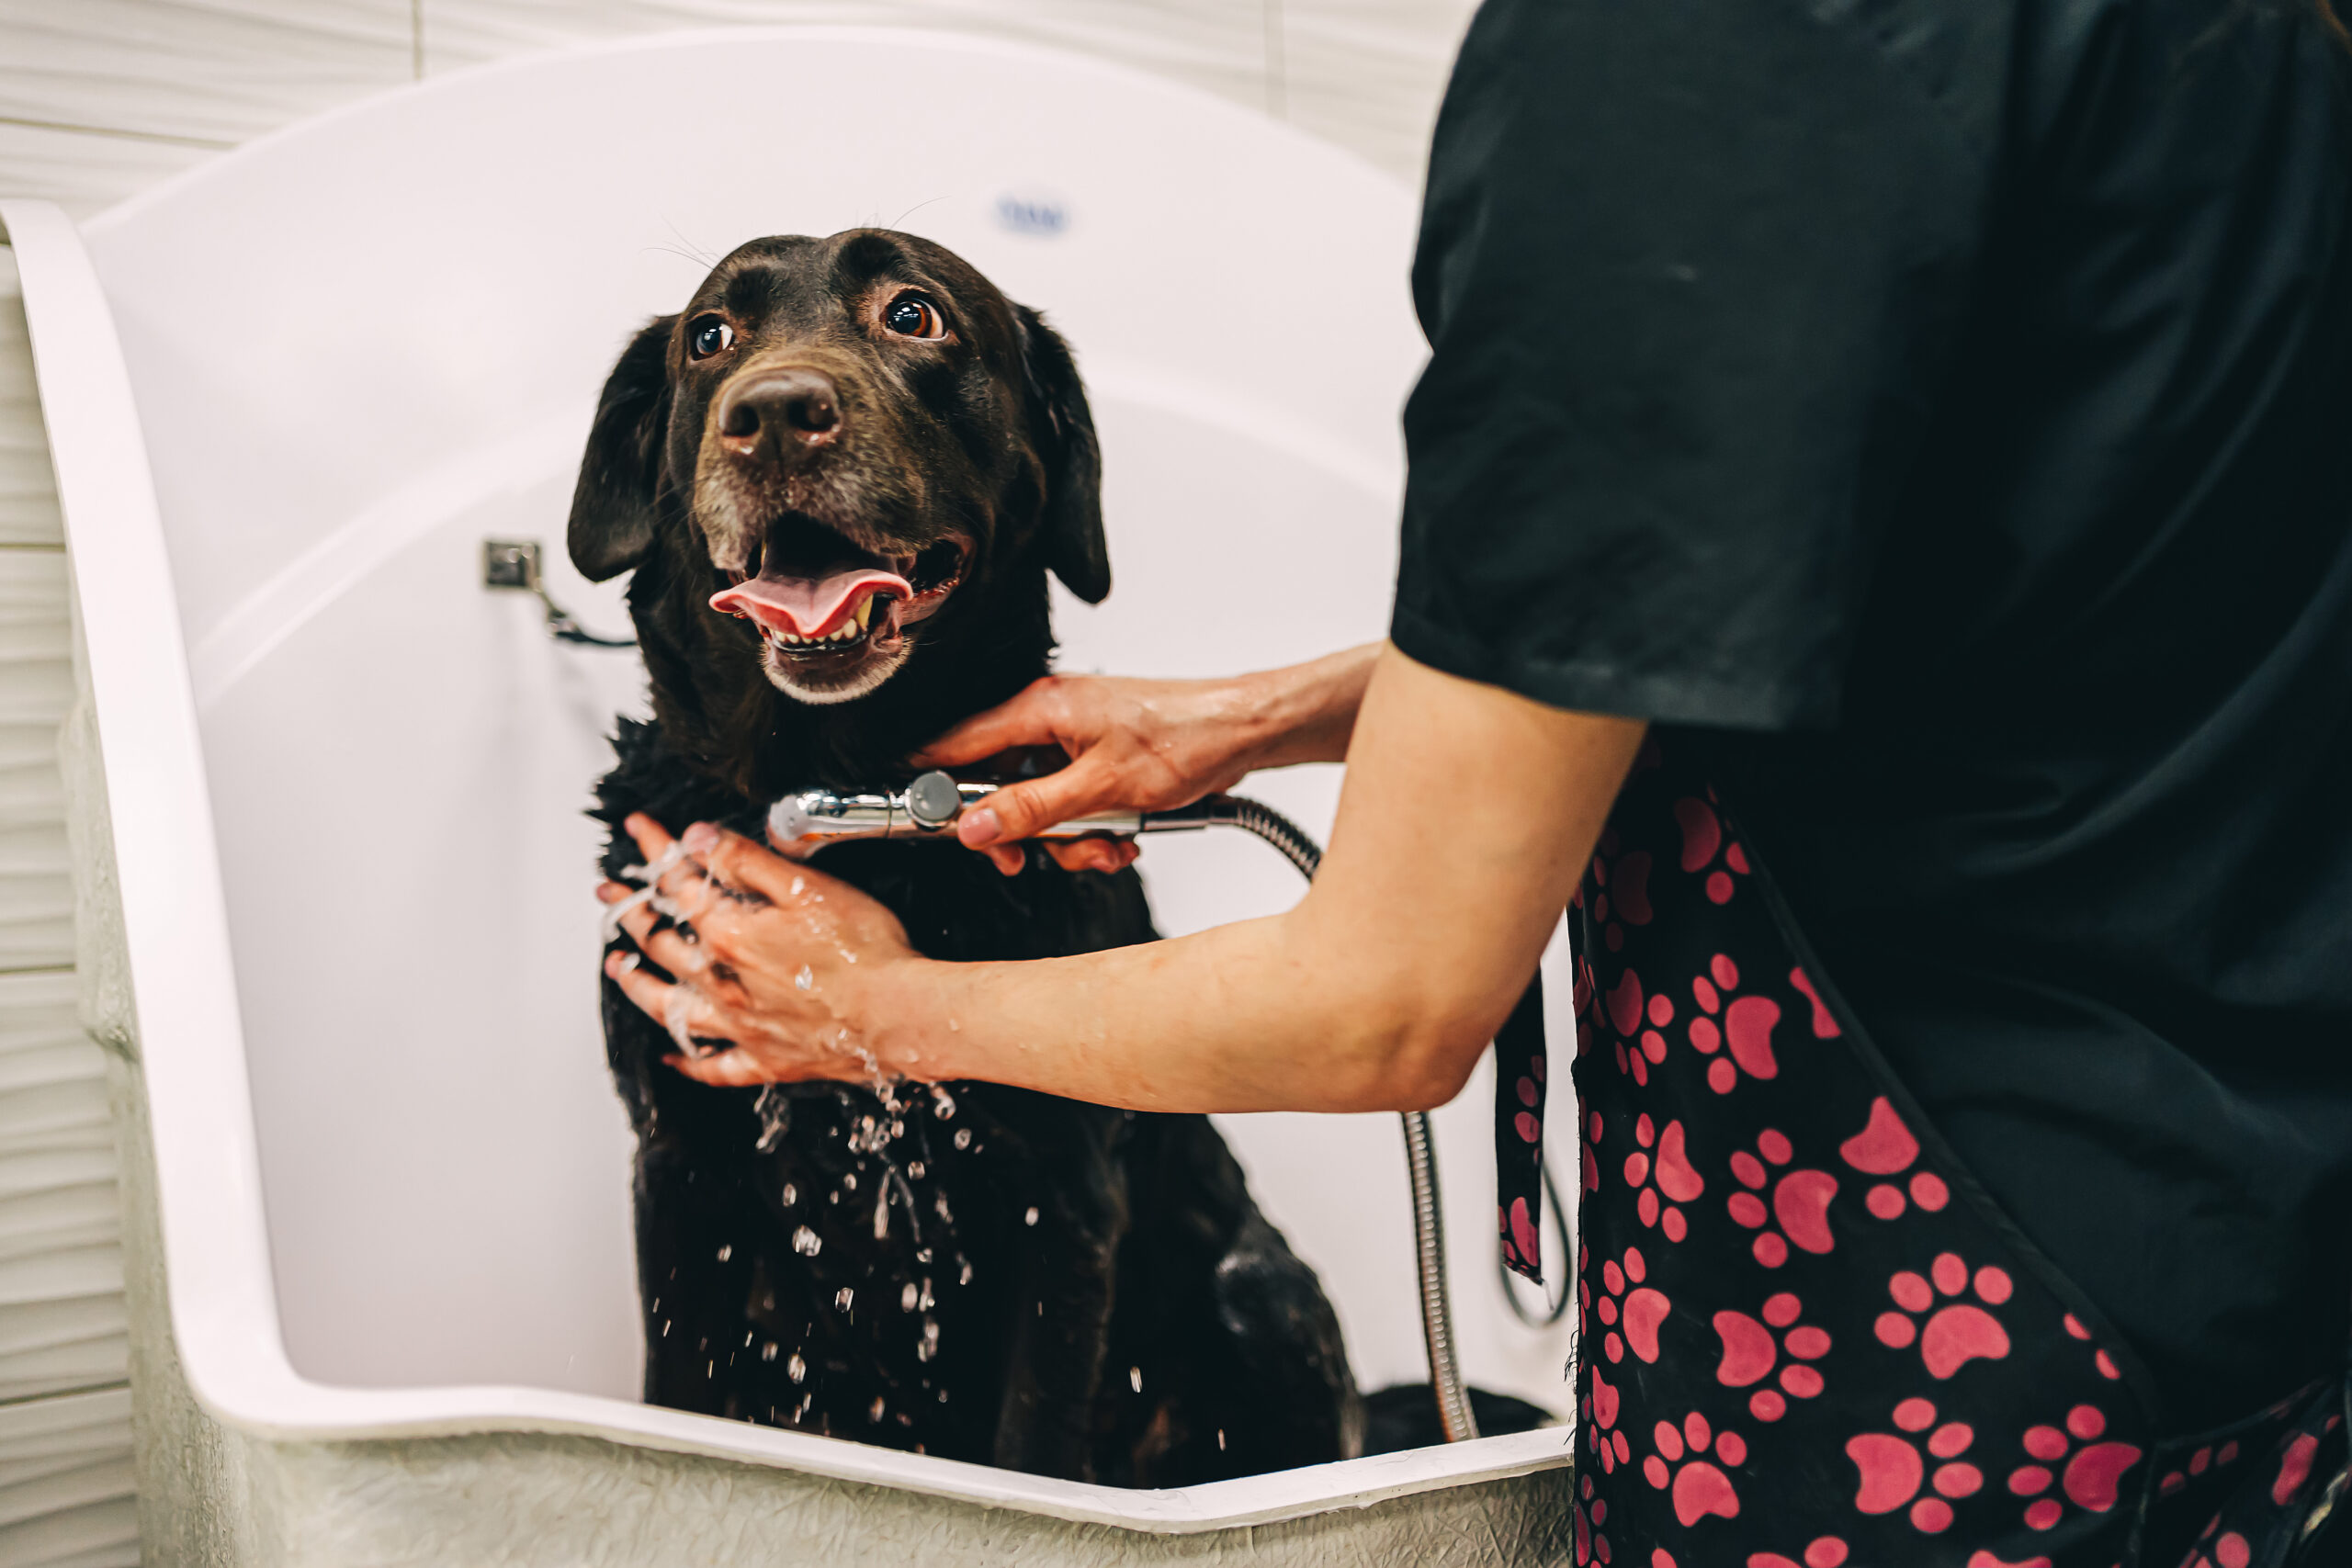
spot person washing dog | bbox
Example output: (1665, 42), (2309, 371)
(594, 0), (2352, 1558)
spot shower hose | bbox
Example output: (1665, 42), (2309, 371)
(1210, 796), (1482, 1445)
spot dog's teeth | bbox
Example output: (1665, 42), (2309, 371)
(854, 596), (875, 631)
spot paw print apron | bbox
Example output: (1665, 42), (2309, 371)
(1522, 736), (2350, 1568)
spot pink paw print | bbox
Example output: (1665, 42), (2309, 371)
(1602, 967), (1677, 1086)
(1571, 1473), (1612, 1566)
(1687, 954), (1780, 1094)
(2007, 1403), (2143, 1531)
(1747, 1539), (1858, 1568)
(1846, 1394), (1986, 1535)
(1641, 1410), (1745, 1527)
(1712, 1290), (1830, 1422)
(1582, 1111), (1604, 1195)
(1674, 793), (1750, 905)
(2062, 1310), (2127, 1383)
(1624, 1112), (1705, 1240)
(1585, 840), (1654, 954)
(1584, 1358), (1630, 1475)
(1724, 1128), (1838, 1267)
(1876, 1252), (2013, 1378)
(1838, 1096), (1951, 1220)
(1583, 1242), (1673, 1365)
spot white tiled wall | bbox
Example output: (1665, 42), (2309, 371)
(0, 4), (1476, 1561)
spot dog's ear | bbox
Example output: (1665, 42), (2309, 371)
(568, 314), (676, 582)
(1015, 306), (1110, 604)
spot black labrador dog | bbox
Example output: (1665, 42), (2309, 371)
(567, 229), (1362, 1484)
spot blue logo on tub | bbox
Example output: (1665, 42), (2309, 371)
(996, 192), (1069, 236)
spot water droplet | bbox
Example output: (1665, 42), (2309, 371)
(716, 1244), (732, 1261)
(834, 1287), (854, 1312)
(792, 1226), (820, 1256)
(901, 1282), (920, 1312)
(796, 964), (814, 991)
(782, 1183), (797, 1205)
(1023, 1206), (1039, 1226)
(918, 1278), (935, 1311)
(915, 1247), (933, 1264)
(1129, 1366), (1142, 1393)
(959, 1261), (974, 1286)
(953, 1129), (972, 1150)
(868, 1397), (887, 1423)
(918, 1317), (940, 1362)
(908, 1161), (925, 1179)
(935, 1193), (954, 1223)
(842, 1172), (858, 1192)
(787, 1352), (807, 1383)
(760, 1341), (777, 1361)
(790, 875), (806, 897)
(1217, 1428), (1227, 1451)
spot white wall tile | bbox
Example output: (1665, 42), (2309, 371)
(0, 1389), (135, 1567)
(0, 0), (413, 146)
(0, 126), (214, 223)
(420, 0), (1274, 123)
(1279, 0), (1476, 184)
(0, 251), (64, 548)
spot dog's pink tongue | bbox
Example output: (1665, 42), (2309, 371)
(709, 567), (910, 637)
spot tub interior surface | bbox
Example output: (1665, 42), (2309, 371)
(78, 28), (1578, 1471)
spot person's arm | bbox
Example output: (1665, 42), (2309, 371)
(910, 644), (1381, 875)
(599, 646), (1643, 1113)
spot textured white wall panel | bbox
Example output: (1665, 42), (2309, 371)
(0, 971), (122, 1405)
(0, 253), (64, 549)
(420, 0), (1276, 118)
(0, 240), (125, 1566)
(0, 129), (211, 227)
(0, 1388), (135, 1568)
(0, 551), (72, 976)
(0, 0), (412, 145)
(1282, 0), (1474, 187)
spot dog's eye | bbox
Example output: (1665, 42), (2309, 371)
(688, 316), (735, 360)
(884, 296), (946, 340)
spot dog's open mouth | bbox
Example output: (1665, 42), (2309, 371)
(707, 513), (970, 668)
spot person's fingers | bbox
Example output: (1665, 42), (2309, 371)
(622, 812), (676, 864)
(697, 823), (821, 906)
(983, 843), (1027, 877)
(605, 947), (692, 1024)
(1043, 838), (1139, 874)
(610, 902), (705, 976)
(664, 1048), (795, 1088)
(910, 679), (1069, 766)
(957, 757), (1123, 847)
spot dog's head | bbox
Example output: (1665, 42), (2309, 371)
(569, 230), (1107, 706)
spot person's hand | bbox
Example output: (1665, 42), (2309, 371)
(911, 673), (1279, 876)
(596, 813), (921, 1087)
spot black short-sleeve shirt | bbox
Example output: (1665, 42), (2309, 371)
(1394, 0), (2352, 1427)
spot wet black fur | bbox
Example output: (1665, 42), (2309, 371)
(573, 231), (1361, 1483)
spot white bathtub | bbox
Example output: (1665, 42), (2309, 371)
(5, 28), (1579, 1562)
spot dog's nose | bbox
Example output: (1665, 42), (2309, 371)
(717, 368), (842, 459)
